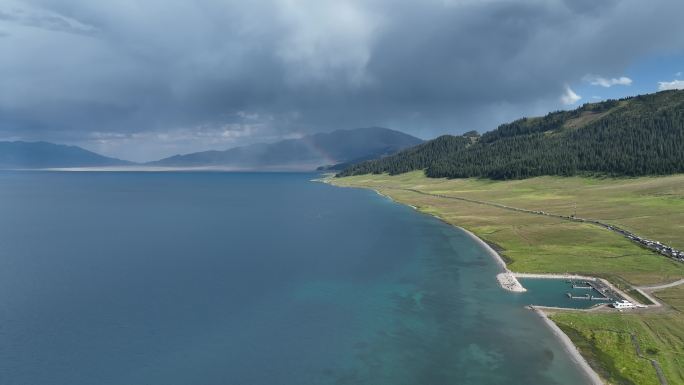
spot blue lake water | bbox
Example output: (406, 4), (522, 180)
(0, 171), (592, 385)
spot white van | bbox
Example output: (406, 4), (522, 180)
(612, 300), (636, 309)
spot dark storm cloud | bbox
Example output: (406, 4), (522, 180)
(1, 0), (684, 161)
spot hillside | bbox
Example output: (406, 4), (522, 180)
(339, 90), (684, 179)
(0, 141), (131, 169)
(150, 127), (423, 169)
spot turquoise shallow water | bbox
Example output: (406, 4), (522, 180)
(0, 171), (591, 385)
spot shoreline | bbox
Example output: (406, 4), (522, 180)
(326, 179), (606, 384)
(531, 306), (604, 385)
(458, 224), (609, 383)
(457, 227), (527, 293)
(367, 183), (530, 293)
(361, 182), (658, 305)
(346, 177), (529, 292)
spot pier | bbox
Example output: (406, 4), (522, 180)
(565, 279), (613, 302)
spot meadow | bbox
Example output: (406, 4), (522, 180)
(331, 172), (684, 285)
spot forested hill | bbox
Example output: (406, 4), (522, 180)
(338, 90), (684, 180)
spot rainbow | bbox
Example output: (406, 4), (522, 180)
(299, 134), (339, 165)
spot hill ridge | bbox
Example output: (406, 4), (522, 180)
(339, 90), (684, 179)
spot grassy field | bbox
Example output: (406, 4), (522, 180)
(331, 172), (684, 286)
(331, 172), (684, 384)
(654, 284), (684, 313)
(550, 310), (684, 385)
(333, 172), (684, 250)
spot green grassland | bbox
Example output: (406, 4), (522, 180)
(551, 285), (684, 385)
(551, 309), (684, 385)
(331, 172), (684, 285)
(334, 171), (684, 250)
(654, 284), (684, 313)
(331, 172), (684, 384)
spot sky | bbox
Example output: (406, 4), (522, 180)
(1, 0), (684, 162)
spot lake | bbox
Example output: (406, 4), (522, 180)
(0, 171), (592, 385)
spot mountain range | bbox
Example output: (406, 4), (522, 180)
(0, 127), (422, 170)
(148, 127), (423, 169)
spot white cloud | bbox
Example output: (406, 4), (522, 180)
(658, 79), (684, 91)
(0, 1), (98, 35)
(560, 86), (581, 105)
(676, 72), (683, 77)
(274, 0), (378, 86)
(584, 75), (632, 87)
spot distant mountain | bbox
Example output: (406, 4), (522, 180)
(339, 90), (684, 179)
(149, 127), (423, 169)
(0, 141), (132, 169)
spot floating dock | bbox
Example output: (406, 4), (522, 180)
(565, 279), (613, 301)
(566, 292), (610, 301)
